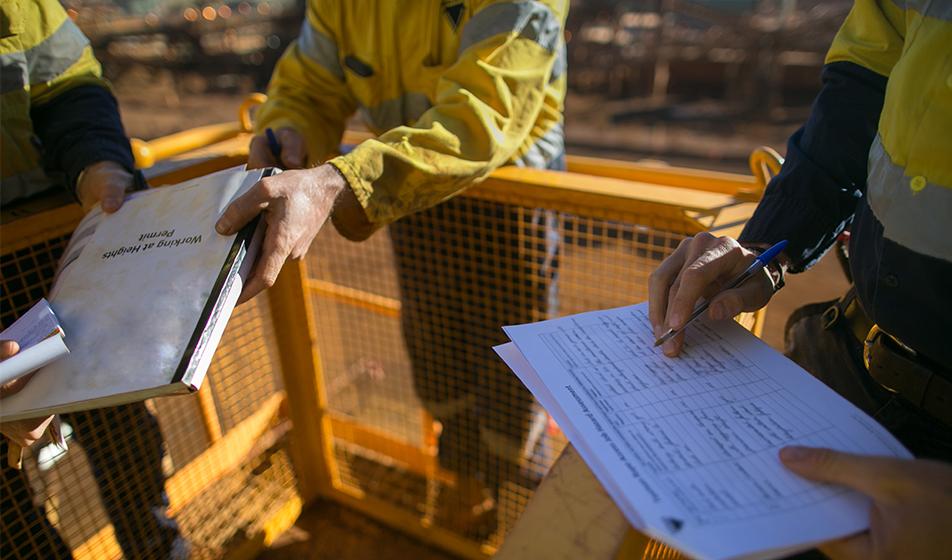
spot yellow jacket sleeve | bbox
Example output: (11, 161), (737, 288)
(254, 0), (357, 164)
(825, 0), (906, 78)
(329, 0), (566, 228)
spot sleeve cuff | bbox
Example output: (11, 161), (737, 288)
(62, 140), (134, 194)
(329, 151), (389, 224)
(739, 129), (860, 273)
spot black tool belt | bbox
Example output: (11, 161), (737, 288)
(824, 289), (952, 427)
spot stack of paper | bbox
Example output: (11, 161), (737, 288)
(0, 299), (68, 386)
(496, 302), (910, 560)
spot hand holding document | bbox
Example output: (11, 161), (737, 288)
(0, 299), (68, 387)
(496, 303), (910, 560)
(0, 306), (68, 469)
(0, 166), (269, 423)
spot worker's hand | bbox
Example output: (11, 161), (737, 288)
(76, 160), (134, 214)
(780, 446), (952, 560)
(216, 164), (347, 303)
(0, 340), (56, 449)
(0, 340), (32, 396)
(248, 127), (307, 170)
(648, 233), (774, 357)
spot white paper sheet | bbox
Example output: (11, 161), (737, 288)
(0, 299), (69, 386)
(498, 302), (911, 560)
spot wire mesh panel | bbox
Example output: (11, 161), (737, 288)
(1, 201), (297, 559)
(304, 175), (759, 555)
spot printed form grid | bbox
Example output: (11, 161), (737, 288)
(537, 307), (881, 526)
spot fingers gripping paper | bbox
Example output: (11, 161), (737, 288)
(496, 303), (910, 560)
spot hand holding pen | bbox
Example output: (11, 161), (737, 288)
(247, 127), (307, 170)
(648, 234), (786, 357)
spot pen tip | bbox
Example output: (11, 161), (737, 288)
(654, 328), (675, 347)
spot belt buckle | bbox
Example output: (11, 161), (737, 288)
(821, 304), (840, 330)
(863, 325), (881, 371)
(864, 325), (925, 396)
(863, 325), (903, 395)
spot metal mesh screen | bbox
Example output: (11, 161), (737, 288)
(1, 206), (297, 560)
(305, 188), (756, 553)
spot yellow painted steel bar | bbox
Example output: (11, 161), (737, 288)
(748, 145), (784, 190)
(196, 384), (225, 443)
(50, 96), (782, 560)
(131, 122), (245, 169)
(167, 392), (286, 515)
(329, 414), (454, 485)
(306, 278), (401, 318)
(130, 93), (265, 169)
(0, 204), (83, 252)
(73, 392), (286, 560)
(566, 154), (759, 197)
(267, 260), (341, 502)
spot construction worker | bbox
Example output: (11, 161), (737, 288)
(216, 0), (568, 533)
(1, 1), (185, 558)
(648, 0), (952, 557)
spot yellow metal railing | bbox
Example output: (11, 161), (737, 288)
(132, 99), (776, 559)
(2, 96), (782, 560)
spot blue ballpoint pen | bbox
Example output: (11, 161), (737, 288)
(265, 128), (282, 161)
(653, 239), (788, 347)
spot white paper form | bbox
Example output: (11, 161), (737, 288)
(0, 299), (69, 386)
(500, 303), (911, 560)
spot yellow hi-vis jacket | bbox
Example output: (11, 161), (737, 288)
(255, 0), (568, 231)
(0, 0), (107, 203)
(826, 0), (952, 263)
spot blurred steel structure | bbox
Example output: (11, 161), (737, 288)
(66, 1), (304, 89)
(567, 0), (851, 114)
(1, 97), (780, 559)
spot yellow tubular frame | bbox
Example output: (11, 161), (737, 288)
(6, 94), (779, 560)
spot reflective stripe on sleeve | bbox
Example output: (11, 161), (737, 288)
(867, 135), (952, 262)
(514, 121), (564, 169)
(889, 0), (952, 20)
(26, 18), (89, 85)
(459, 1), (562, 54)
(298, 18), (344, 79)
(550, 40), (567, 83)
(0, 18), (89, 93)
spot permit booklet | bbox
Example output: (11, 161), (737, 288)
(0, 166), (271, 421)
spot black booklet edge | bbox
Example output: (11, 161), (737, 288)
(171, 167), (274, 387)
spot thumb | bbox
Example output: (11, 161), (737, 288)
(707, 270), (773, 321)
(0, 340), (19, 361)
(98, 177), (128, 214)
(779, 446), (903, 501)
(278, 128), (306, 169)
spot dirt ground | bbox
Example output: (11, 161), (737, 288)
(258, 501), (455, 560)
(113, 80), (849, 560)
